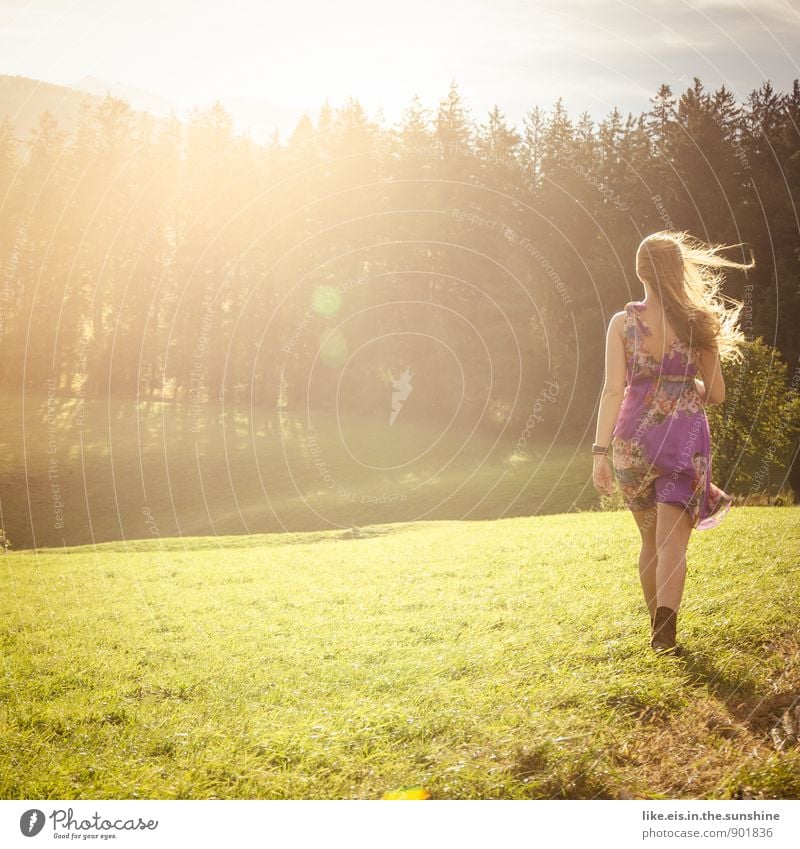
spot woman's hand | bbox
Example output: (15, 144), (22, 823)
(592, 454), (614, 496)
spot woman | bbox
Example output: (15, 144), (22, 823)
(592, 231), (754, 654)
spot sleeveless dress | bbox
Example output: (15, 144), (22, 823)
(611, 301), (733, 530)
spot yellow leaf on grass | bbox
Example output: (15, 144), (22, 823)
(382, 787), (430, 800)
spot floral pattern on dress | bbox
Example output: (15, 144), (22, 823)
(611, 431), (657, 512)
(611, 301), (733, 530)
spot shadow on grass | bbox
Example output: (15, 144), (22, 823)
(678, 635), (800, 738)
(46, 521), (429, 555)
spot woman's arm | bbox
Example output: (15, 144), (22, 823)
(594, 311), (627, 446)
(696, 344), (726, 405)
(593, 312), (627, 496)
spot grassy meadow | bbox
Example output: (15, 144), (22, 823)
(0, 392), (596, 550)
(1, 505), (799, 800)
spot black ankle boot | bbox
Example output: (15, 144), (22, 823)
(650, 606), (678, 653)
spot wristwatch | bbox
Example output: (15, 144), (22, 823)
(592, 443), (610, 455)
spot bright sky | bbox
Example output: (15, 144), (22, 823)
(1, 0), (799, 140)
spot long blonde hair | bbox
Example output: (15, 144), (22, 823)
(635, 230), (755, 361)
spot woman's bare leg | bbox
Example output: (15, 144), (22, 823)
(632, 506), (658, 622)
(655, 502), (693, 610)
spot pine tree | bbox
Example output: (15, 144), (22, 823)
(435, 80), (472, 160)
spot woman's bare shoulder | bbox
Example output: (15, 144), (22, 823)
(608, 310), (627, 335)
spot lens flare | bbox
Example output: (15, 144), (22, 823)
(312, 285), (343, 317)
(319, 328), (348, 368)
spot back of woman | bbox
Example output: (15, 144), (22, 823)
(592, 230), (754, 653)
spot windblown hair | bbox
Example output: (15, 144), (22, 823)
(635, 230), (755, 361)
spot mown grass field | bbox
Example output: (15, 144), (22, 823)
(2, 505), (799, 800)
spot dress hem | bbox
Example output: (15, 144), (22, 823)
(695, 495), (734, 531)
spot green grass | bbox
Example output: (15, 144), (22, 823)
(0, 392), (595, 550)
(1, 505), (799, 799)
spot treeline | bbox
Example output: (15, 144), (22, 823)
(1, 78), (799, 441)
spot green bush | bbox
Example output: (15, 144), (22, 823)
(707, 337), (800, 496)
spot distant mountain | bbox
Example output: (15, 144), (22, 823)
(71, 75), (176, 117)
(0, 74), (103, 144)
(73, 78), (308, 141)
(1, 72), (315, 148)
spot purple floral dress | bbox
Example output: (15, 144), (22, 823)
(611, 301), (733, 530)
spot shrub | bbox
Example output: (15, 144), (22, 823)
(707, 337), (800, 496)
